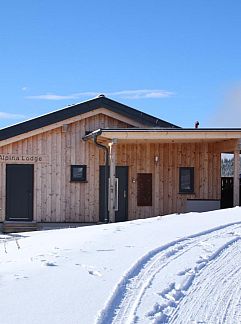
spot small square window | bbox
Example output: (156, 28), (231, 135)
(179, 167), (194, 193)
(71, 165), (87, 182)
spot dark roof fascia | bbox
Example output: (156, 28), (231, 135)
(0, 97), (180, 142)
(0, 97), (105, 141)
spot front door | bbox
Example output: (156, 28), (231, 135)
(99, 166), (128, 222)
(221, 177), (241, 208)
(6, 164), (34, 221)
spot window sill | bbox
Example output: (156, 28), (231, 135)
(178, 192), (195, 195)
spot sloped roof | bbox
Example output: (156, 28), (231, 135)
(0, 96), (180, 141)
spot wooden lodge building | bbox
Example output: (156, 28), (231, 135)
(0, 95), (240, 232)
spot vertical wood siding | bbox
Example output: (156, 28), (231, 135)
(0, 113), (221, 222)
(0, 114), (129, 222)
(116, 142), (221, 220)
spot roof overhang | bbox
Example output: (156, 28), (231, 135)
(84, 128), (241, 142)
(83, 128), (241, 152)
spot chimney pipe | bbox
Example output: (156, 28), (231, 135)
(195, 121), (199, 129)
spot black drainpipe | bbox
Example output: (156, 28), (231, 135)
(93, 135), (109, 223)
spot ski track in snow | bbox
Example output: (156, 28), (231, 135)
(95, 222), (241, 324)
(169, 237), (241, 324)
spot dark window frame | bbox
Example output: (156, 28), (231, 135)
(179, 167), (194, 194)
(71, 165), (87, 182)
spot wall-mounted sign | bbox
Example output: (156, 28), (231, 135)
(0, 154), (47, 163)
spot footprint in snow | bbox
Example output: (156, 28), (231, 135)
(96, 249), (115, 252)
(88, 270), (102, 277)
(14, 274), (28, 280)
(79, 249), (88, 253)
(44, 261), (58, 267)
(81, 264), (102, 276)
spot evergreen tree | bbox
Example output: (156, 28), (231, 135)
(221, 156), (241, 177)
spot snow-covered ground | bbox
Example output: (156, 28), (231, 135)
(1, 208), (241, 324)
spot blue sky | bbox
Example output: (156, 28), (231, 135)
(1, 1), (241, 129)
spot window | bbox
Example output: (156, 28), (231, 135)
(71, 165), (87, 182)
(179, 167), (194, 193)
(137, 173), (152, 206)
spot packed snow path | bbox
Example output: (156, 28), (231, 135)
(96, 222), (241, 324)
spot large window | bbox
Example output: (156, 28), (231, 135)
(179, 167), (194, 193)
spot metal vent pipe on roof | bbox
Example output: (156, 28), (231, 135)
(195, 121), (199, 129)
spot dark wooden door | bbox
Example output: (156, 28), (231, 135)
(221, 177), (241, 209)
(6, 164), (34, 221)
(115, 166), (128, 222)
(99, 166), (128, 222)
(99, 166), (109, 223)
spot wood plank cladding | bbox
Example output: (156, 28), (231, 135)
(0, 114), (132, 223)
(0, 111), (223, 223)
(115, 142), (221, 220)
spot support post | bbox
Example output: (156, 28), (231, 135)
(233, 149), (240, 206)
(108, 140), (117, 222)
